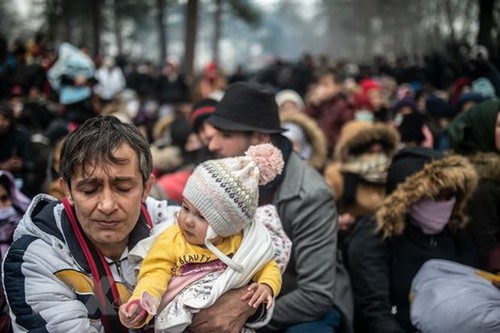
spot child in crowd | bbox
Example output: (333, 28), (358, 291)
(119, 143), (288, 333)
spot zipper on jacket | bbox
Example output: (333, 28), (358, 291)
(114, 260), (134, 291)
(429, 236), (437, 247)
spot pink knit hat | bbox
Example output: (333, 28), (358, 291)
(183, 143), (283, 238)
(183, 143), (284, 271)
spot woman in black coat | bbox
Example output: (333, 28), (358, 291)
(344, 147), (479, 333)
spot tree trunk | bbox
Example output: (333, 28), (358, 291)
(45, 0), (58, 44)
(157, 0), (167, 64)
(184, 0), (198, 83)
(477, 0), (494, 51)
(91, 0), (102, 58)
(62, 0), (73, 44)
(212, 0), (222, 67)
(113, 0), (123, 55)
(444, 0), (456, 42)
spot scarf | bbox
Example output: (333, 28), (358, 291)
(62, 199), (153, 333)
(341, 152), (390, 184)
(409, 197), (456, 235)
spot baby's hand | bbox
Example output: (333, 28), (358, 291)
(240, 283), (273, 309)
(118, 299), (147, 328)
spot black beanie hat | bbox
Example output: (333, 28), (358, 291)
(425, 95), (454, 119)
(398, 112), (427, 145)
(385, 146), (443, 195)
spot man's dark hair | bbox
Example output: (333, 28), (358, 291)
(60, 116), (152, 187)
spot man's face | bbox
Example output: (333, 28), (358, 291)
(198, 122), (217, 146)
(62, 144), (152, 255)
(207, 129), (266, 158)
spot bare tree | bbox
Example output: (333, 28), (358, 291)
(184, 0), (198, 82)
(212, 0), (222, 66)
(157, 0), (167, 63)
(113, 0), (123, 55)
(91, 0), (102, 57)
(477, 0), (495, 52)
(212, 0), (260, 67)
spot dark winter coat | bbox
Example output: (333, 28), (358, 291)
(465, 152), (500, 272)
(344, 154), (479, 333)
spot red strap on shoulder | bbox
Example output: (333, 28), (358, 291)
(141, 202), (153, 229)
(62, 198), (126, 333)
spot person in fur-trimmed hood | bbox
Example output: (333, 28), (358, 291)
(324, 121), (399, 232)
(344, 146), (479, 333)
(280, 111), (328, 172)
(448, 99), (500, 272)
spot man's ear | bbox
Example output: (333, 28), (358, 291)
(60, 178), (73, 204)
(141, 173), (155, 203)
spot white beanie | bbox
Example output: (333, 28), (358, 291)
(182, 143), (284, 271)
(275, 89), (305, 111)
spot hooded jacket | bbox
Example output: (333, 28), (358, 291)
(463, 152), (500, 271)
(344, 153), (479, 333)
(280, 111), (328, 172)
(324, 121), (399, 218)
(2, 194), (178, 333)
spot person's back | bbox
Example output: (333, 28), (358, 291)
(94, 57), (126, 103)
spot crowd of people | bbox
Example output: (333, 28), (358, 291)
(1, 34), (500, 333)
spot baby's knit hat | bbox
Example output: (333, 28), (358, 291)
(182, 143), (284, 271)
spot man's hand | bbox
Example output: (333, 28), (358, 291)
(241, 283), (273, 309)
(187, 287), (257, 333)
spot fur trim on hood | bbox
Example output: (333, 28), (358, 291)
(466, 152), (500, 181)
(280, 111), (328, 171)
(153, 115), (175, 142)
(335, 121), (400, 162)
(376, 154), (478, 238)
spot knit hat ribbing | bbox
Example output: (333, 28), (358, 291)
(183, 143), (284, 238)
